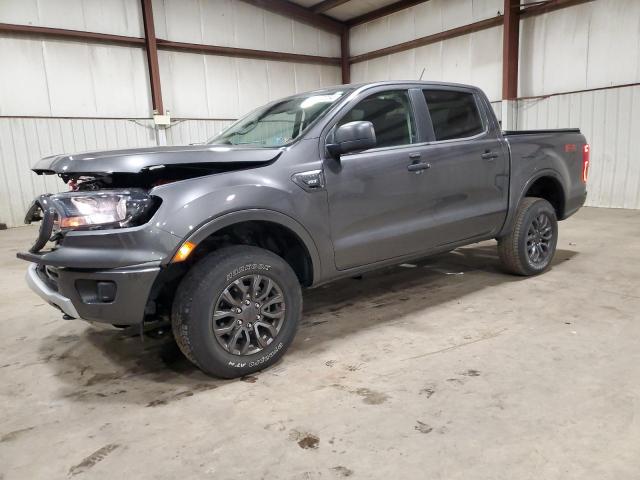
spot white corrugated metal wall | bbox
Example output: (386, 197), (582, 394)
(349, 0), (640, 210)
(350, 0), (504, 101)
(517, 0), (640, 209)
(154, 0), (341, 118)
(0, 0), (341, 227)
(517, 87), (640, 210)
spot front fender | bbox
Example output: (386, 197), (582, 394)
(167, 208), (323, 284)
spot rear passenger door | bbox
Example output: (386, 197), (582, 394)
(417, 87), (509, 247)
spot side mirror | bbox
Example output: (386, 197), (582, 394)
(327, 121), (376, 157)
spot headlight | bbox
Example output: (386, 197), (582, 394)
(49, 189), (158, 230)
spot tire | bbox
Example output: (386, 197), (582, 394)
(171, 245), (302, 378)
(498, 197), (558, 276)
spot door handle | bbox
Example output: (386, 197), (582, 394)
(407, 162), (431, 172)
(481, 151), (499, 160)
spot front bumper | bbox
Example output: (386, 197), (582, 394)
(26, 264), (79, 319)
(25, 263), (160, 325)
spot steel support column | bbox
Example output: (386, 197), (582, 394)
(141, 0), (163, 115)
(502, 0), (519, 100)
(341, 29), (350, 84)
(501, 0), (519, 129)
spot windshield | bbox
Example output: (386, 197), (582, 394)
(209, 88), (350, 147)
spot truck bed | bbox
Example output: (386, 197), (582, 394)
(503, 128), (587, 224)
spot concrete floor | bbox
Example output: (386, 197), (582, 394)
(1, 207), (639, 479)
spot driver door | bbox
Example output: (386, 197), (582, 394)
(323, 89), (429, 270)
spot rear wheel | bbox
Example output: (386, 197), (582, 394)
(498, 197), (558, 276)
(172, 245), (302, 378)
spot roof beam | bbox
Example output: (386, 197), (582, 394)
(348, 0), (429, 27)
(350, 16), (502, 63)
(240, 0), (345, 34)
(0, 22), (144, 46)
(156, 39), (340, 65)
(311, 0), (351, 14)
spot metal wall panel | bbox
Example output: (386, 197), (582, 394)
(0, 35), (152, 117)
(350, 0), (639, 101)
(152, 0), (340, 57)
(158, 49), (341, 118)
(350, 26), (503, 101)
(0, 0), (340, 119)
(519, 0), (640, 97)
(350, 0), (502, 56)
(0, 0), (144, 37)
(516, 85), (640, 210)
(153, 0), (342, 118)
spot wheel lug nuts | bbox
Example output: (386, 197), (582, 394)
(255, 303), (260, 308)
(256, 314), (261, 320)
(235, 308), (242, 314)
(245, 300), (251, 306)
(237, 319), (243, 325)
(248, 323), (253, 328)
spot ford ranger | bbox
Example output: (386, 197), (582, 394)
(19, 81), (589, 378)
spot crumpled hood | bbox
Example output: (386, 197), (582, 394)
(32, 145), (283, 174)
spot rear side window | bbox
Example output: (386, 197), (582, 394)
(338, 90), (416, 148)
(422, 90), (484, 141)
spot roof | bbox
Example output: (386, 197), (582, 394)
(289, 0), (410, 23)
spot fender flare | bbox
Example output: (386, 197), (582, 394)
(498, 169), (567, 238)
(171, 209), (322, 284)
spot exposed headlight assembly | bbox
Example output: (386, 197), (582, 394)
(24, 189), (160, 252)
(50, 189), (156, 229)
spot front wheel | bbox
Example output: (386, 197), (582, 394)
(172, 245), (302, 378)
(498, 197), (558, 276)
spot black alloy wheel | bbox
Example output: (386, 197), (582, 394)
(212, 274), (286, 356)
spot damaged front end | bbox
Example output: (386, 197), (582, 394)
(23, 144), (282, 255)
(19, 184), (175, 325)
(19, 144), (281, 326)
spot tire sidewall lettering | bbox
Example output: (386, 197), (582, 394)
(226, 263), (272, 282)
(227, 342), (283, 368)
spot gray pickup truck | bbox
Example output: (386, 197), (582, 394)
(19, 81), (588, 378)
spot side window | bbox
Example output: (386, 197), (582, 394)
(338, 90), (416, 148)
(422, 90), (484, 141)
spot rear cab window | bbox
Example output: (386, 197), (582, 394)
(422, 89), (485, 141)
